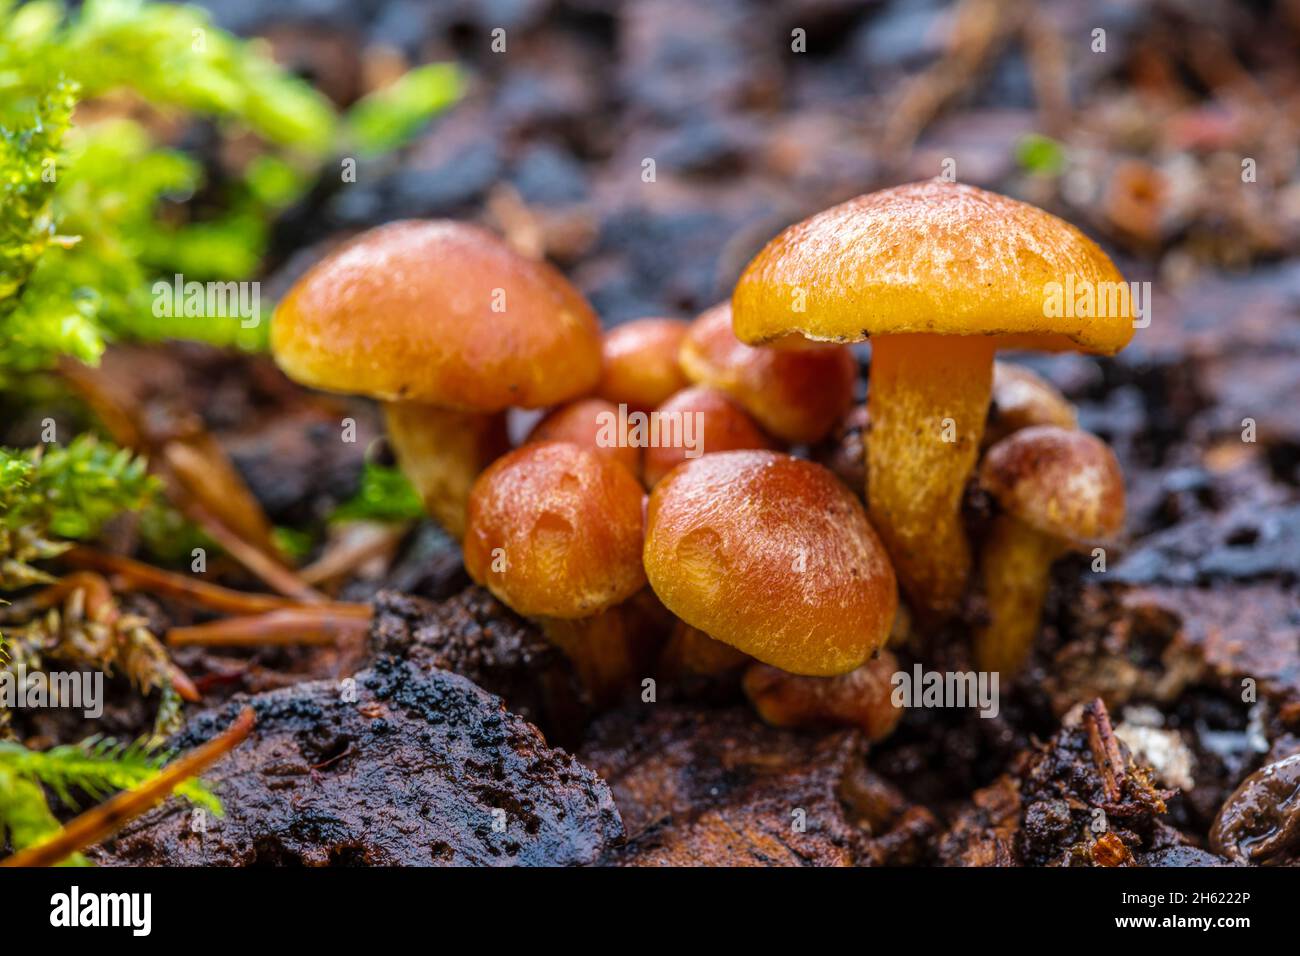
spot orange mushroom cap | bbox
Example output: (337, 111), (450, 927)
(271, 220), (602, 410)
(679, 302), (856, 444)
(641, 385), (774, 488)
(527, 397), (641, 478)
(979, 425), (1126, 543)
(742, 650), (902, 741)
(986, 361), (1077, 446)
(464, 442), (647, 619)
(732, 180), (1133, 354)
(596, 317), (690, 412)
(644, 450), (897, 676)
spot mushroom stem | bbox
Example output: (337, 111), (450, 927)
(384, 402), (508, 540)
(973, 514), (1065, 676)
(866, 333), (994, 620)
(541, 605), (649, 708)
(659, 622), (750, 678)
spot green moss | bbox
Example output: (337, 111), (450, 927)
(0, 435), (158, 586)
(0, 0), (460, 377)
(331, 462), (426, 524)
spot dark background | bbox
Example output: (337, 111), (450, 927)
(193, 0), (1300, 326)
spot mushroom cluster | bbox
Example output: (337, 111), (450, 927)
(270, 179), (1133, 732)
(733, 180), (1133, 624)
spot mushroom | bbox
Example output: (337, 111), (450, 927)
(271, 220), (602, 538)
(742, 650), (902, 742)
(678, 302), (856, 445)
(985, 361), (1077, 448)
(526, 397), (642, 479)
(732, 180), (1133, 620)
(641, 385), (774, 488)
(644, 450), (897, 676)
(462, 441), (651, 705)
(596, 317), (690, 413)
(658, 621), (751, 678)
(975, 425), (1125, 676)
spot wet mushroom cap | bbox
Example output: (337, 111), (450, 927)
(271, 220), (602, 409)
(979, 425), (1126, 543)
(742, 650), (902, 741)
(527, 397), (641, 478)
(678, 302), (856, 444)
(644, 450), (897, 676)
(986, 360), (1077, 445)
(641, 385), (773, 488)
(464, 441), (647, 619)
(597, 317), (691, 412)
(731, 180), (1133, 353)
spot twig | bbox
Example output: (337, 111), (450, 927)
(880, 0), (1027, 161)
(1022, 8), (1072, 136)
(0, 571), (117, 622)
(0, 707), (255, 867)
(298, 520), (408, 586)
(161, 435), (282, 559)
(166, 607), (372, 648)
(180, 498), (324, 603)
(62, 547), (352, 616)
(57, 356), (322, 603)
(1083, 698), (1124, 803)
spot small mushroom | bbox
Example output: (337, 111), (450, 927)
(527, 397), (642, 479)
(596, 317), (690, 413)
(975, 426), (1125, 676)
(678, 302), (856, 445)
(733, 181), (1133, 621)
(985, 361), (1078, 448)
(742, 650), (903, 742)
(271, 221), (602, 538)
(658, 621), (751, 678)
(641, 385), (774, 488)
(462, 441), (650, 705)
(644, 450), (897, 676)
